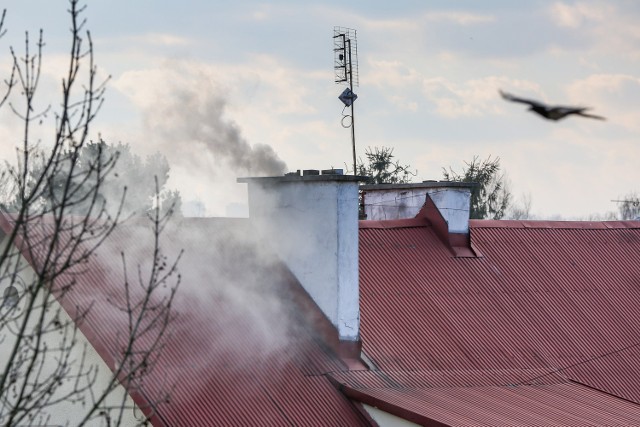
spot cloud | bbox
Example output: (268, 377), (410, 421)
(421, 11), (496, 26)
(566, 73), (640, 130)
(249, 4), (273, 22)
(366, 60), (421, 89)
(549, 2), (606, 28)
(549, 2), (640, 54)
(132, 33), (192, 47)
(422, 76), (541, 118)
(361, 10), (494, 31)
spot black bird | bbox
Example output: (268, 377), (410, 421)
(499, 90), (605, 121)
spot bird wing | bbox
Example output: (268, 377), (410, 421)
(499, 90), (547, 108)
(554, 106), (606, 120)
(576, 111), (606, 120)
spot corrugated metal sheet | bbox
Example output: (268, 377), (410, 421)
(340, 382), (640, 426)
(12, 216), (369, 426)
(358, 218), (640, 424)
(330, 368), (567, 389)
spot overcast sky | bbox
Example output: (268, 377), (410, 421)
(1, 0), (639, 218)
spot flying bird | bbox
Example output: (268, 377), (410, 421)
(499, 90), (605, 121)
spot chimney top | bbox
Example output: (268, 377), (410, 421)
(238, 170), (364, 342)
(238, 171), (366, 184)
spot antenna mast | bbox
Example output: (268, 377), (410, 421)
(334, 27), (359, 175)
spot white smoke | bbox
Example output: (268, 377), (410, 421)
(110, 62), (288, 216)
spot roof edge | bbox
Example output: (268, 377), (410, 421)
(329, 380), (449, 427)
(471, 219), (640, 230)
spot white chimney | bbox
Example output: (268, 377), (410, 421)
(238, 171), (363, 342)
(361, 181), (474, 234)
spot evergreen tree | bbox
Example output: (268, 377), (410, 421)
(357, 146), (415, 184)
(443, 155), (511, 220)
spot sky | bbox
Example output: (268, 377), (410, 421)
(0, 0), (639, 218)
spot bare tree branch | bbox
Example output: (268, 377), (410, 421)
(0, 2), (179, 425)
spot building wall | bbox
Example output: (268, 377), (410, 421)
(363, 185), (471, 234)
(362, 404), (421, 427)
(244, 176), (361, 341)
(0, 238), (141, 426)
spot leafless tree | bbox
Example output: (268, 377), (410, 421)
(615, 192), (640, 220)
(506, 192), (533, 220)
(0, 2), (179, 426)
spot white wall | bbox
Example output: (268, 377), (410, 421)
(242, 175), (361, 341)
(363, 404), (422, 427)
(0, 239), (141, 426)
(363, 184), (472, 234)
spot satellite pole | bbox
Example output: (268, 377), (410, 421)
(334, 27), (359, 175)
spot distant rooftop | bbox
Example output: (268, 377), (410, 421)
(361, 180), (477, 190)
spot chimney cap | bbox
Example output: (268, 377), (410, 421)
(238, 174), (367, 184)
(322, 168), (344, 175)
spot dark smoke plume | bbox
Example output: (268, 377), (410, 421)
(143, 82), (287, 177)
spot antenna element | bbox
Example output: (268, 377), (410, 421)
(334, 27), (359, 175)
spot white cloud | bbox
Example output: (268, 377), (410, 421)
(422, 76), (540, 118)
(549, 2), (606, 28)
(249, 4), (273, 22)
(365, 60), (421, 89)
(358, 10), (493, 34)
(566, 73), (640, 130)
(421, 11), (495, 26)
(134, 33), (192, 47)
(549, 2), (640, 54)
(113, 55), (320, 117)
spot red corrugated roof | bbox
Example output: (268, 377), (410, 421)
(12, 208), (640, 425)
(339, 382), (640, 427)
(356, 216), (640, 425)
(7, 216), (369, 426)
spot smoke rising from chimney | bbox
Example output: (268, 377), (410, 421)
(140, 77), (286, 177)
(110, 63), (288, 215)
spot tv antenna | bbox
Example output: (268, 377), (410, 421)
(334, 27), (359, 175)
(612, 199), (640, 207)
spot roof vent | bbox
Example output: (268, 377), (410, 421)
(322, 169), (344, 176)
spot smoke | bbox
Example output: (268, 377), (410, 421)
(146, 86), (286, 177)
(110, 63), (289, 215)
(88, 216), (310, 352)
(83, 65), (332, 405)
(120, 63), (286, 175)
